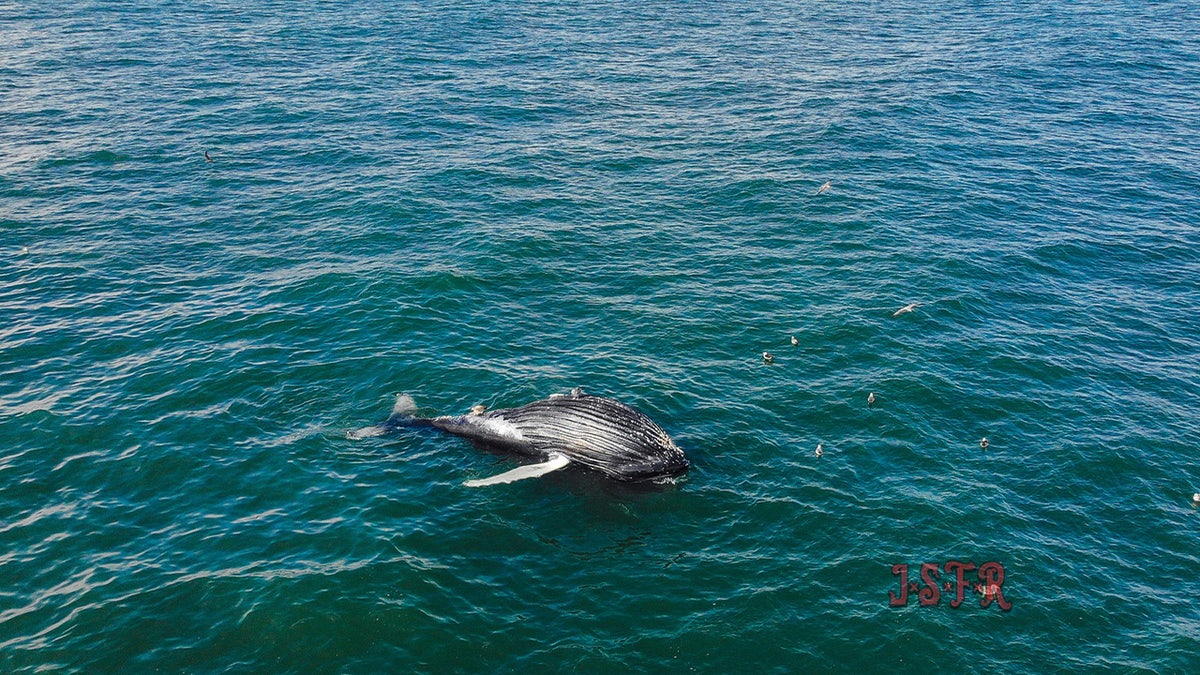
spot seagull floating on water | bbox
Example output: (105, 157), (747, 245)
(893, 303), (920, 317)
(816, 180), (832, 195)
(867, 392), (876, 407)
(762, 352), (775, 364)
(790, 335), (798, 346)
(815, 443), (823, 458)
(980, 437), (989, 450)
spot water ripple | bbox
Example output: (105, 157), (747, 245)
(3, 0), (1200, 672)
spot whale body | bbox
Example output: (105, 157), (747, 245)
(352, 389), (689, 486)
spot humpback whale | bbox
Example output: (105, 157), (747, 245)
(351, 388), (690, 487)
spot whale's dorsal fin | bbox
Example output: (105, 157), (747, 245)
(464, 453), (571, 487)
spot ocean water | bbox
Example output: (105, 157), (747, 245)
(3, 0), (1199, 671)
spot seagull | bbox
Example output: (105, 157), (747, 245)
(867, 392), (876, 407)
(790, 335), (798, 346)
(470, 404), (487, 416)
(1192, 493), (1200, 506)
(815, 443), (823, 458)
(980, 437), (989, 450)
(893, 302), (920, 317)
(762, 352), (775, 364)
(816, 180), (832, 195)
(204, 150), (214, 162)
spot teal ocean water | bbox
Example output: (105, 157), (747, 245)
(4, 0), (1200, 671)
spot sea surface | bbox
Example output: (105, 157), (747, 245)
(3, 0), (1199, 672)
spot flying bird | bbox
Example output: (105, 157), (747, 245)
(816, 180), (832, 195)
(893, 303), (920, 317)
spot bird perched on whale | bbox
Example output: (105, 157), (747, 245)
(350, 388), (690, 487)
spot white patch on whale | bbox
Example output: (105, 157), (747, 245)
(464, 452), (571, 487)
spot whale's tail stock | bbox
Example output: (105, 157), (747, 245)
(347, 394), (418, 439)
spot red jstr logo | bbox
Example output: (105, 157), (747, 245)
(889, 561), (1011, 611)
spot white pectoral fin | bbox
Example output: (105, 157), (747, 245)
(464, 453), (571, 487)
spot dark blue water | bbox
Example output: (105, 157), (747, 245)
(3, 1), (1199, 671)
